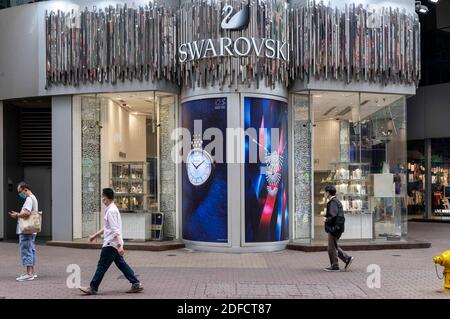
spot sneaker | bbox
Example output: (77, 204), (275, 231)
(15, 274), (26, 281)
(32, 272), (38, 279)
(323, 266), (340, 272)
(345, 256), (354, 270)
(79, 287), (97, 295)
(16, 274), (34, 281)
(126, 283), (144, 293)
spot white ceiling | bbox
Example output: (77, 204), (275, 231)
(311, 91), (403, 122)
(98, 91), (174, 117)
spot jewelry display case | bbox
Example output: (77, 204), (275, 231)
(320, 162), (373, 239)
(110, 162), (148, 212)
(320, 162), (371, 214)
(110, 162), (155, 240)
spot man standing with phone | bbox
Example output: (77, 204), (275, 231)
(9, 182), (39, 282)
(79, 188), (143, 295)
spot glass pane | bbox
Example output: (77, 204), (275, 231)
(292, 93), (312, 241)
(312, 91), (364, 241)
(360, 93), (407, 240)
(79, 92), (177, 240)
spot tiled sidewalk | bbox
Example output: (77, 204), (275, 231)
(0, 222), (449, 299)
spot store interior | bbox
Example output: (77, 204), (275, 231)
(311, 91), (408, 241)
(407, 138), (450, 221)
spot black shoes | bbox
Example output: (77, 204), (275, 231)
(324, 257), (354, 272)
(324, 266), (340, 272)
(345, 256), (354, 270)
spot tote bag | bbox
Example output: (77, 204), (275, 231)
(19, 196), (42, 234)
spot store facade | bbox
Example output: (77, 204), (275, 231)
(407, 83), (450, 221)
(0, 0), (420, 252)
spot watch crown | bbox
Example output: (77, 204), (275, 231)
(192, 134), (203, 149)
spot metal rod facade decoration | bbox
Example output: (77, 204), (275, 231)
(290, 1), (421, 86)
(45, 1), (421, 89)
(45, 3), (178, 87)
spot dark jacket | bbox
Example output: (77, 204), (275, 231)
(325, 197), (345, 238)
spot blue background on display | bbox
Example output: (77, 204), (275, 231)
(181, 98), (228, 243)
(244, 97), (289, 242)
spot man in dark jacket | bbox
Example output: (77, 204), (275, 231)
(324, 185), (354, 272)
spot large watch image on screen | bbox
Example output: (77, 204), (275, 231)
(181, 97), (228, 243)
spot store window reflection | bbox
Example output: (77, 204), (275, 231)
(312, 91), (407, 242)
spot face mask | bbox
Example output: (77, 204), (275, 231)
(19, 192), (26, 200)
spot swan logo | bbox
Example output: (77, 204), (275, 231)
(221, 4), (249, 31)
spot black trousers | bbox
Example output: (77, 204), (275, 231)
(327, 233), (350, 268)
(90, 246), (139, 291)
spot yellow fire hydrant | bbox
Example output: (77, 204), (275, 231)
(433, 250), (450, 292)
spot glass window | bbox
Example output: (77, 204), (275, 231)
(430, 138), (450, 219)
(407, 140), (425, 220)
(310, 91), (407, 242)
(78, 92), (177, 241)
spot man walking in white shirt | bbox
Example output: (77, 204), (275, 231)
(79, 188), (143, 295)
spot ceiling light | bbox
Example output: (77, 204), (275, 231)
(323, 106), (336, 116)
(429, 0), (439, 4)
(360, 100), (370, 106)
(337, 107), (352, 116)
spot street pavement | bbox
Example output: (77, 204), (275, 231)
(1, 222), (450, 299)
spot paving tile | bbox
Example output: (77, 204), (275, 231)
(0, 223), (450, 299)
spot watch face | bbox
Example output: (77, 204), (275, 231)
(186, 149), (213, 186)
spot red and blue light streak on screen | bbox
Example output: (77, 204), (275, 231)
(244, 97), (289, 242)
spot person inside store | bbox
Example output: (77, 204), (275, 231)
(323, 185), (354, 272)
(79, 188), (144, 295)
(8, 182), (39, 282)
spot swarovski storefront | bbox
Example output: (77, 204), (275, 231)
(0, 0), (420, 252)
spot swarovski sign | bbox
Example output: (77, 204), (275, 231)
(178, 4), (289, 63)
(178, 37), (289, 63)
